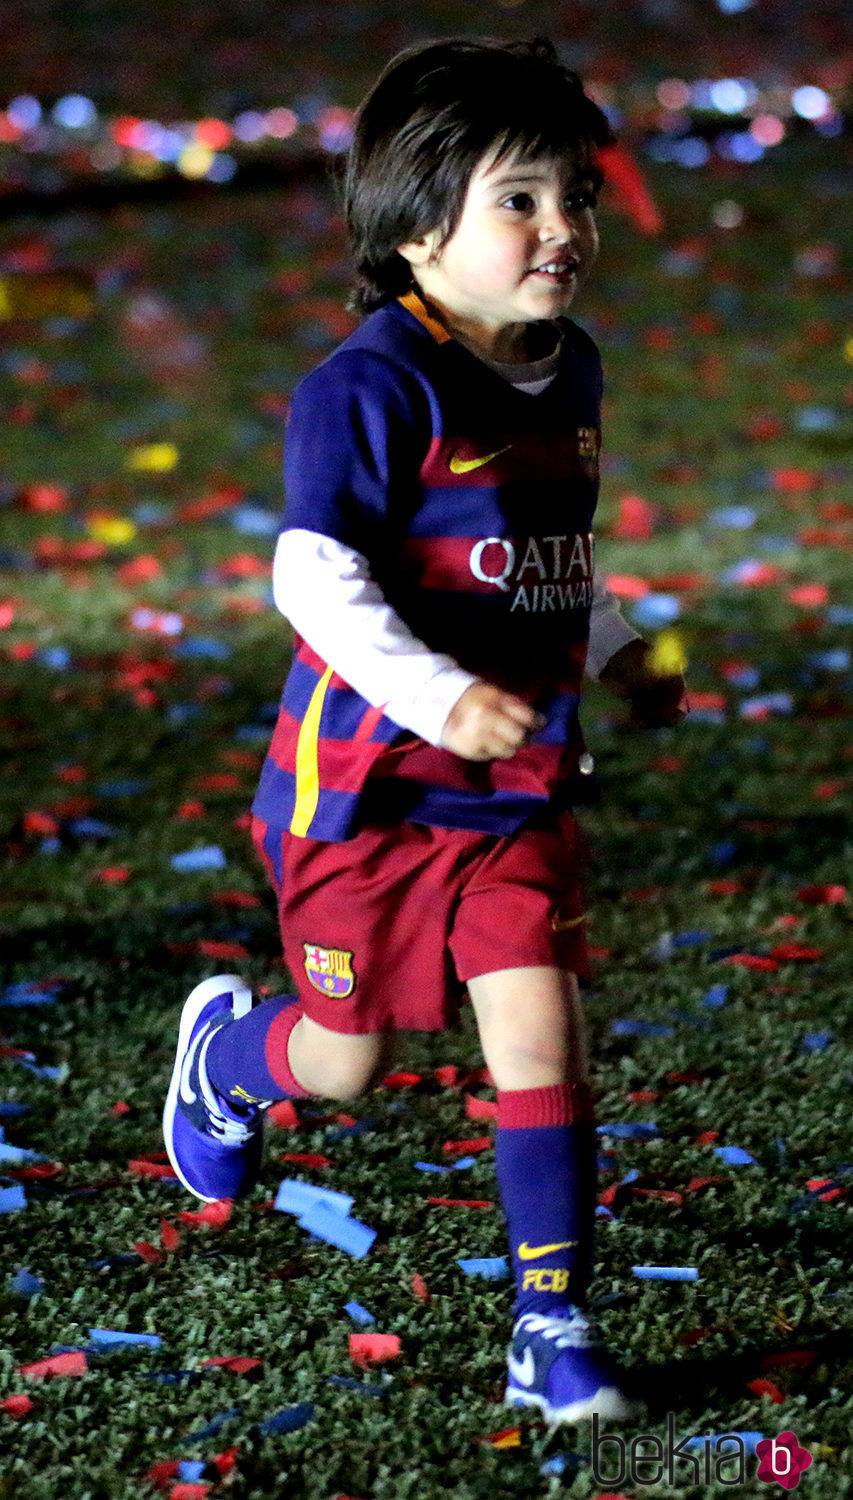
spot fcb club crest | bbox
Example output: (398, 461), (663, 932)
(303, 943), (355, 998)
(577, 426), (600, 480)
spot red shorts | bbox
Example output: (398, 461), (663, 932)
(252, 812), (589, 1034)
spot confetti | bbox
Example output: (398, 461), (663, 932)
(349, 1333), (401, 1367)
(632, 1265), (700, 1281)
(258, 1401), (314, 1435)
(456, 1257), (509, 1279)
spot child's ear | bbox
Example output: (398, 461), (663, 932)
(397, 230), (440, 269)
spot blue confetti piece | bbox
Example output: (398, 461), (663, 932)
(180, 1407), (241, 1444)
(177, 1461), (207, 1482)
(37, 646), (71, 670)
(739, 693), (794, 718)
(595, 1204), (613, 1218)
(274, 1179), (354, 1218)
(325, 1117), (378, 1139)
(344, 1301), (375, 1326)
(258, 1401), (314, 1436)
(611, 1019), (674, 1038)
(0, 1102), (30, 1119)
(414, 1161), (451, 1174)
(825, 605), (853, 626)
(68, 817), (117, 839)
(703, 983), (730, 1009)
(809, 649), (849, 672)
(0, 1185), (27, 1213)
(726, 665), (761, 688)
(170, 846), (227, 872)
(1, 981), (63, 1007)
(174, 637), (231, 660)
(632, 1265), (700, 1281)
(709, 506), (757, 529)
(597, 1121), (660, 1139)
(539, 1453), (586, 1477)
(232, 505), (280, 535)
(795, 406), (836, 432)
(456, 1257), (510, 1279)
(672, 929), (712, 948)
(95, 779), (147, 797)
(688, 707), (727, 725)
(801, 1031), (834, 1052)
(327, 1375), (388, 1398)
(630, 593), (681, 628)
(298, 1203), (376, 1257)
(714, 1146), (756, 1165)
(88, 1328), (163, 1348)
(10, 1268), (44, 1298)
(234, 724), (272, 744)
(89, 1253), (145, 1270)
(17, 1058), (68, 1081)
(452, 1155), (477, 1171)
(0, 1143), (47, 1165)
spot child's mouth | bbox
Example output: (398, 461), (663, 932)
(528, 260), (578, 284)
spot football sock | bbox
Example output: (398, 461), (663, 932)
(495, 1082), (596, 1319)
(205, 992), (313, 1105)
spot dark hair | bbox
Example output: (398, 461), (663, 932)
(342, 36), (615, 316)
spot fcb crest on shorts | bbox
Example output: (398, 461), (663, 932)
(303, 943), (355, 998)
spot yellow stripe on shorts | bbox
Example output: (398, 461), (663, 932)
(290, 663), (334, 838)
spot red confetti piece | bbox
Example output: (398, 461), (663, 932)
(196, 940), (251, 960)
(267, 1100), (300, 1128)
(200, 1356), (262, 1374)
(55, 764), (86, 783)
(649, 571), (709, 592)
(604, 574), (649, 599)
(464, 1093), (498, 1120)
(382, 1071), (422, 1088)
(349, 1333), (401, 1368)
(611, 493), (656, 539)
(805, 1178), (846, 1202)
(427, 1198), (494, 1209)
(280, 1153), (332, 1169)
(176, 1199), (232, 1229)
(481, 1426), (523, 1449)
(128, 1157), (178, 1179)
(19, 1351), (87, 1379)
(770, 943), (823, 962)
(133, 1241), (165, 1264)
(708, 879), (746, 895)
(159, 1219), (181, 1252)
(177, 486), (243, 521)
(23, 810), (60, 835)
(797, 884), (847, 905)
(118, 554), (162, 583)
(666, 1071), (706, 1086)
(747, 1378), (785, 1404)
(678, 1326), (715, 1347)
(210, 1447), (238, 1478)
(92, 866), (130, 884)
(686, 1176), (728, 1193)
(110, 1101), (131, 1115)
(5, 1161), (63, 1182)
(788, 583), (828, 607)
(434, 1065), (459, 1087)
(1, 1393), (33, 1418)
(147, 1460), (180, 1490)
(170, 1485), (211, 1500)
(694, 1131), (719, 1146)
(627, 1090), (659, 1104)
(632, 1187), (683, 1205)
(194, 772), (241, 791)
(412, 1273), (430, 1302)
(442, 1136), (491, 1154)
(724, 954), (778, 971)
(335, 1112), (357, 1126)
(178, 800), (205, 819)
(211, 890), (262, 908)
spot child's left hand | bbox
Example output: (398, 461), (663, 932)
(598, 639), (688, 729)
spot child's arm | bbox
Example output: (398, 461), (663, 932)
(586, 578), (687, 728)
(275, 529), (540, 761)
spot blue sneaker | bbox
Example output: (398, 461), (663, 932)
(505, 1307), (645, 1426)
(163, 974), (268, 1203)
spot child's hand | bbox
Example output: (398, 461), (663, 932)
(441, 682), (543, 761)
(598, 639), (688, 729)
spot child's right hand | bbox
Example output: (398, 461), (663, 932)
(440, 682), (543, 761)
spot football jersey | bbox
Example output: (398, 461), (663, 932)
(253, 291), (604, 842)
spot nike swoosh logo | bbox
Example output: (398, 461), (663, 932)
(179, 1022), (213, 1106)
(518, 1239), (578, 1260)
(551, 912), (587, 932)
(448, 444), (512, 474)
(507, 1346), (536, 1387)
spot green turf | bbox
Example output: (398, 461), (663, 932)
(1, 135), (852, 1497)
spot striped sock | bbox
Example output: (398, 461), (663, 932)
(205, 993), (313, 1104)
(496, 1082), (596, 1319)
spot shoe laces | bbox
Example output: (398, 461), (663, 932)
(184, 1022), (264, 1147)
(515, 1308), (599, 1350)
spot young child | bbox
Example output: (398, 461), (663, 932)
(163, 36), (686, 1427)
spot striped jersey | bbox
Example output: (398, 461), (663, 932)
(253, 291), (604, 842)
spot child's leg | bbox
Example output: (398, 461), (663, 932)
(468, 965), (594, 1318)
(205, 998), (396, 1103)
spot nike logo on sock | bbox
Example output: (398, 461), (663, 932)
(518, 1239), (578, 1260)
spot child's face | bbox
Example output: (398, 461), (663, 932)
(398, 144), (600, 361)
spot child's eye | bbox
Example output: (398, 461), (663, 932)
(502, 192), (535, 213)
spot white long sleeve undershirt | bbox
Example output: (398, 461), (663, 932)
(273, 528), (640, 747)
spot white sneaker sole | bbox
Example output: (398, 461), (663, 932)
(162, 973), (253, 1202)
(506, 1382), (646, 1426)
